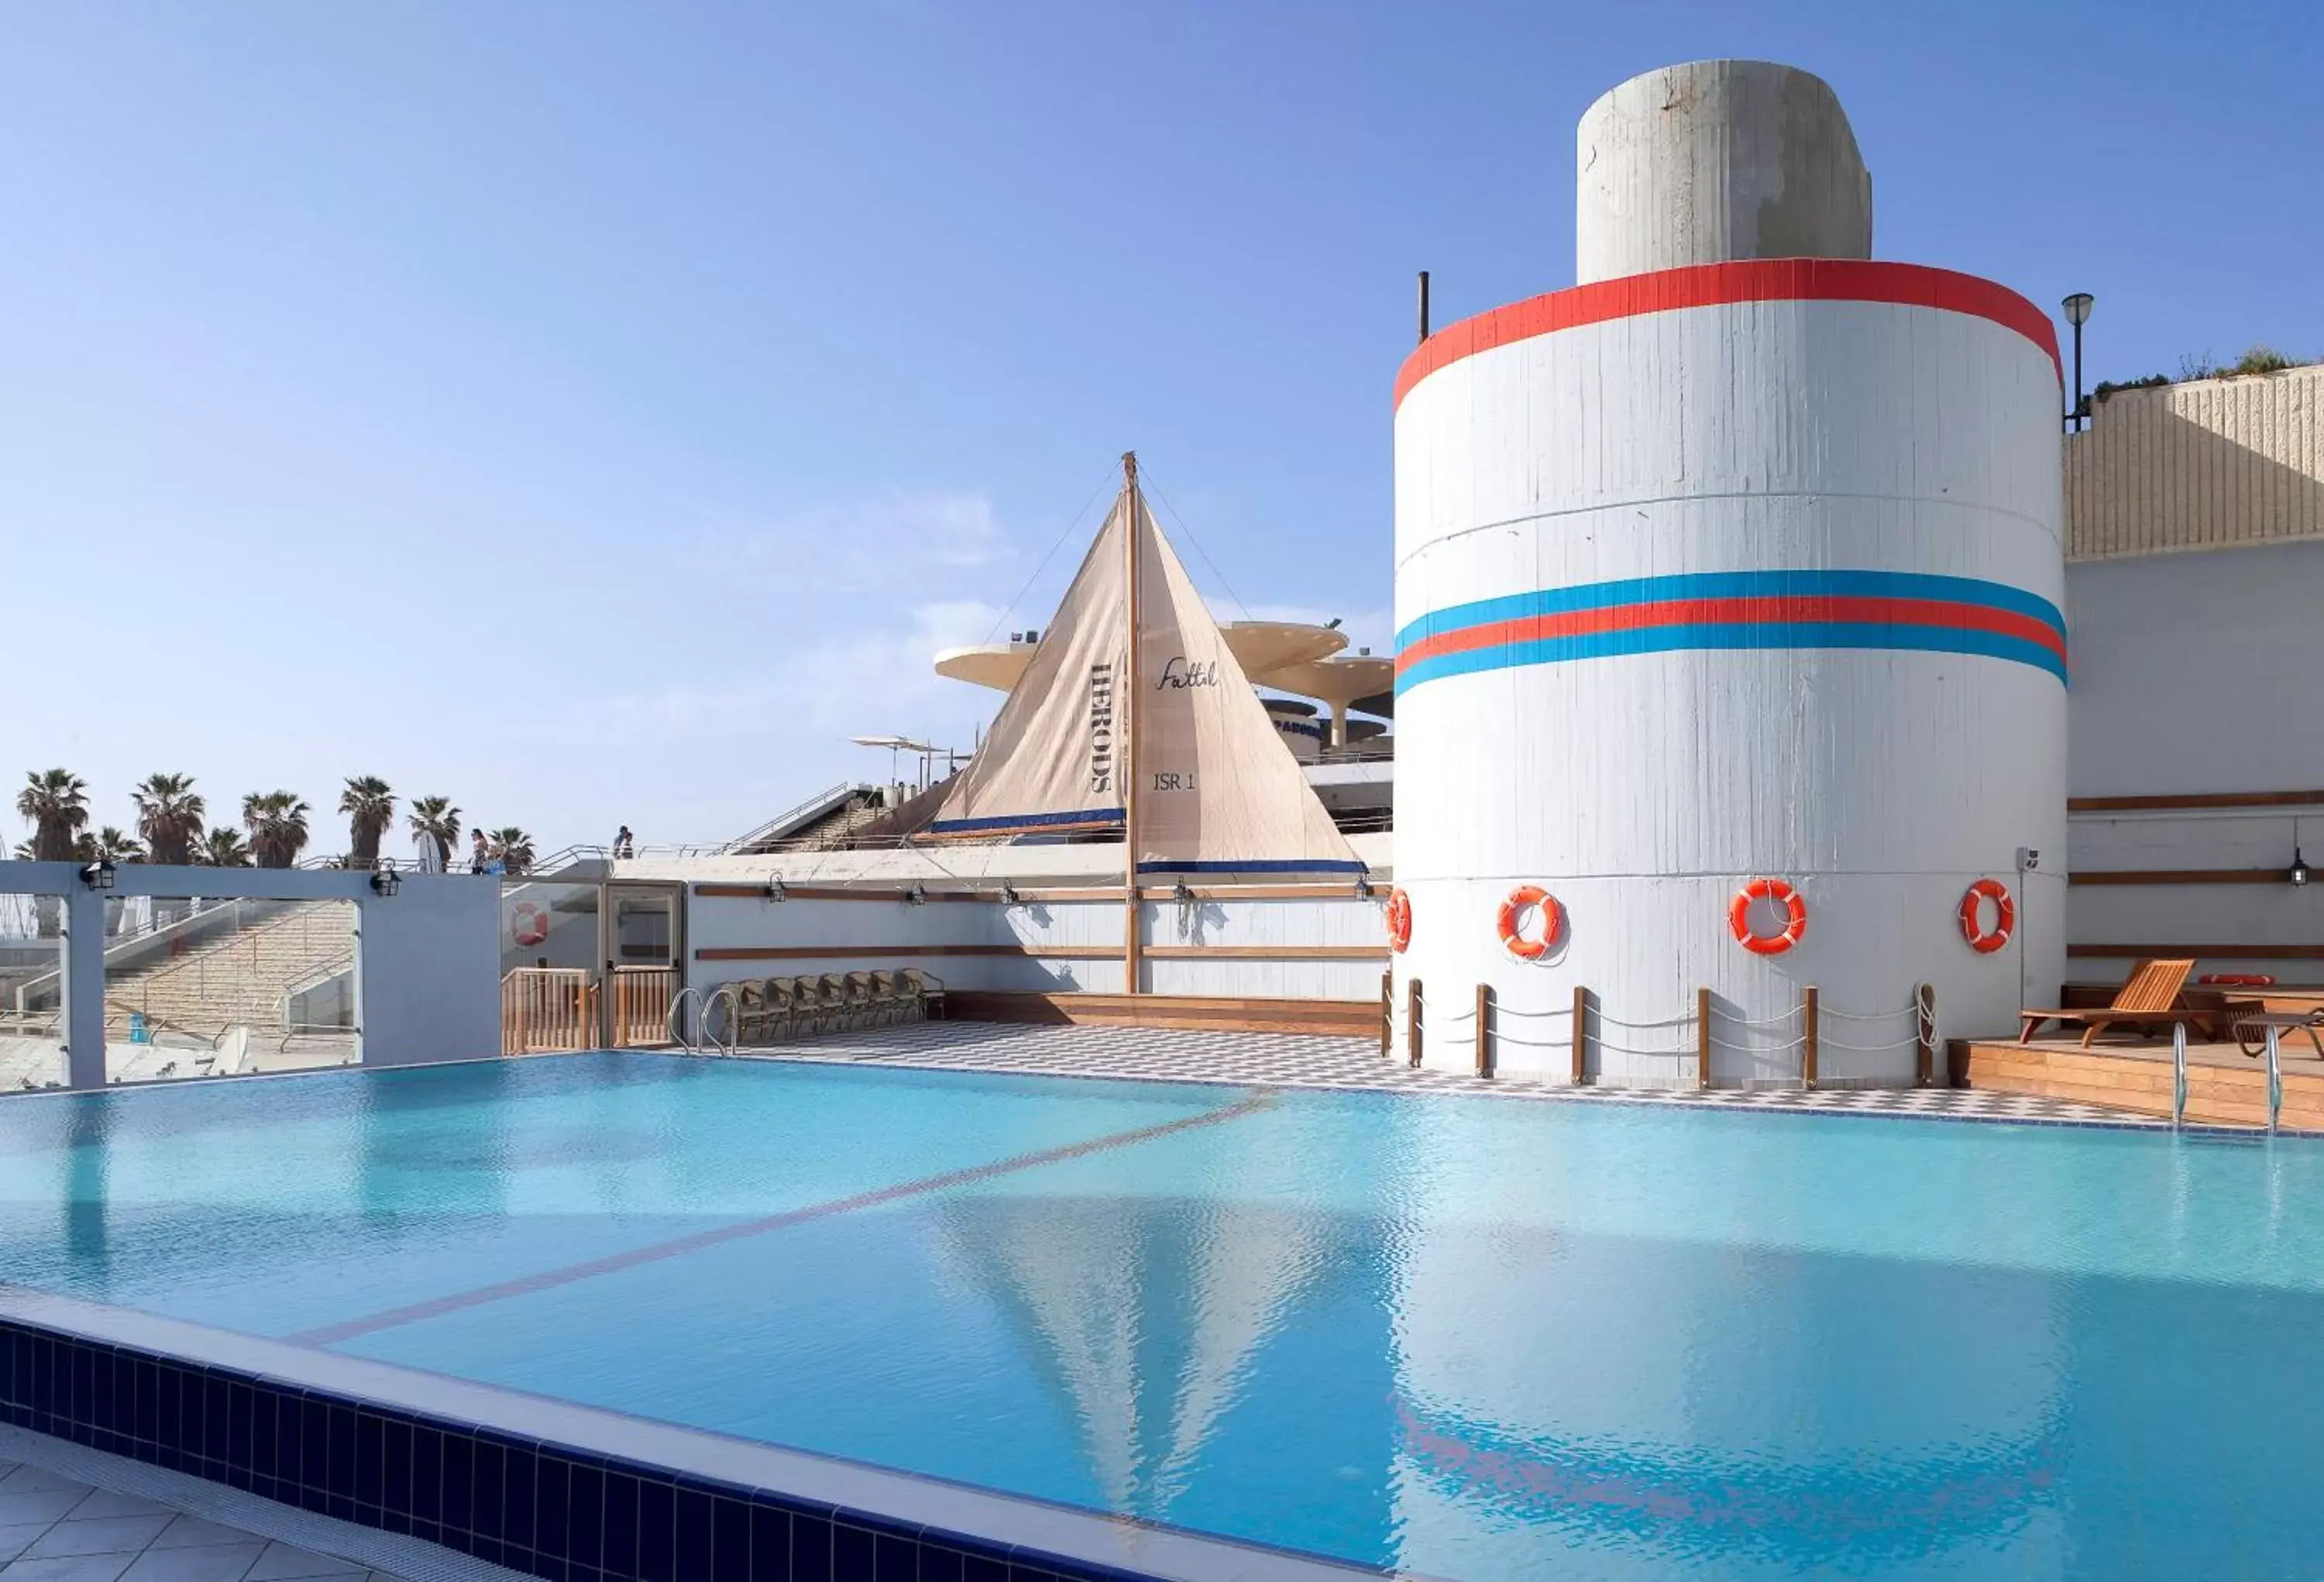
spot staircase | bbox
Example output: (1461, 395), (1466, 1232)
(105, 901), (356, 1039)
(786, 793), (901, 849)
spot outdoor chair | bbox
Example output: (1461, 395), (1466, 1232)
(763, 976), (803, 1043)
(815, 974), (854, 1033)
(728, 979), (770, 1046)
(843, 971), (882, 1028)
(869, 970), (910, 1025)
(2019, 959), (2204, 1047)
(902, 968), (947, 1020)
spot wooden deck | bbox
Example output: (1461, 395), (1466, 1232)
(1957, 1027), (2324, 1129)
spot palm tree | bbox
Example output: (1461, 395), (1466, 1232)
(407, 796), (462, 870)
(339, 776), (396, 868)
(241, 791), (312, 869)
(131, 773), (205, 866)
(16, 769), (88, 937)
(485, 827), (537, 876)
(197, 827), (253, 868)
(77, 827), (146, 862)
(15, 769), (89, 862)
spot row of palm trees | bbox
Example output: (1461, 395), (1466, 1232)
(12, 771), (538, 875)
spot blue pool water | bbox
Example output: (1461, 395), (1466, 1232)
(0, 1053), (2320, 1579)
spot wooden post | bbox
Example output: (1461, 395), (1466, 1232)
(1120, 452), (1143, 995)
(1571, 983), (1588, 1085)
(1802, 984), (1819, 1090)
(1380, 969), (1393, 1060)
(1474, 982), (1491, 1078)
(1916, 982), (1935, 1088)
(1697, 986), (1713, 1090)
(1408, 977), (1423, 1070)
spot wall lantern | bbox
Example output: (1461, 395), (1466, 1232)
(370, 867), (401, 897)
(904, 883), (927, 906)
(79, 860), (115, 891)
(999, 884), (1020, 906)
(764, 875), (788, 903)
(2292, 849), (2311, 889)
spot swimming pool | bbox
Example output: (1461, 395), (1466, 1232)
(0, 1051), (2319, 1579)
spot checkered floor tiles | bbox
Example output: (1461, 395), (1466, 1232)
(738, 1019), (2160, 1128)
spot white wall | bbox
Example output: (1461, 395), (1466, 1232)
(683, 889), (1389, 1003)
(2068, 541), (2324, 799)
(0, 863), (500, 1084)
(2064, 541), (2324, 980)
(358, 875), (502, 1066)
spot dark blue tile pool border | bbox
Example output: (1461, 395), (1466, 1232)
(0, 1316), (1194, 1582)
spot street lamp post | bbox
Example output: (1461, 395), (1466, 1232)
(2062, 292), (2095, 432)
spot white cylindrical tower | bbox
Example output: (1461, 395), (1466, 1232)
(1391, 63), (2065, 1085)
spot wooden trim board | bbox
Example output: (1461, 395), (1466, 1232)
(696, 944), (1118, 961)
(2068, 868), (2289, 886)
(693, 882), (1375, 904)
(2069, 789), (2324, 813)
(2068, 944), (2324, 961)
(947, 990), (1380, 1037)
(694, 942), (1385, 963)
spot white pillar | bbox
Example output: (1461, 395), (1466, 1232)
(60, 883), (106, 1090)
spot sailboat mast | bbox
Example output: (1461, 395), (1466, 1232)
(1120, 449), (1143, 996)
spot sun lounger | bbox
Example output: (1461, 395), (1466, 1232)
(2018, 959), (2198, 1047)
(2232, 1009), (2324, 1061)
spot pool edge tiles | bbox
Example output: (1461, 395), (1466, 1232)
(0, 1286), (1401, 1582)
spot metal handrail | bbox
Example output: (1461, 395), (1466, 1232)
(2172, 1020), (2188, 1126)
(2265, 1023), (2284, 1133)
(667, 986), (705, 1051)
(700, 985), (739, 1055)
(713, 782), (859, 855)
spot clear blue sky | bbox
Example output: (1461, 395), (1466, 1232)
(4, 1), (2318, 857)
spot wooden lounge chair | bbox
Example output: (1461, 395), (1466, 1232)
(2019, 959), (2198, 1047)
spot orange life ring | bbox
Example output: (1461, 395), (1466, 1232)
(1728, 878), (1807, 956)
(1958, 879), (2015, 954)
(1497, 886), (1563, 960)
(511, 900), (550, 947)
(1385, 888), (1413, 954)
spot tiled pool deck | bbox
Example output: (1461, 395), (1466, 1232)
(0, 1423), (493, 1580)
(752, 1020), (2163, 1126)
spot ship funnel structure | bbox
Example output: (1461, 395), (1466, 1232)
(1576, 60), (1873, 284)
(1392, 61), (2065, 1084)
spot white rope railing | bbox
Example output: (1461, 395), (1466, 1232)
(1393, 979), (1934, 1087)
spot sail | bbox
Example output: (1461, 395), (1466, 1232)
(922, 499), (1133, 841)
(1129, 495), (1363, 875)
(924, 483), (1362, 876)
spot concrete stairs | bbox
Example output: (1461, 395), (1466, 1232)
(105, 901), (356, 1039)
(787, 793), (898, 850)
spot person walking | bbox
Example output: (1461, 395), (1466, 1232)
(469, 830), (491, 875)
(614, 824), (634, 859)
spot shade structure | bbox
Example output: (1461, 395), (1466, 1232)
(939, 621), (1349, 696)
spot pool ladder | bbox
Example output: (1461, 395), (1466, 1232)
(2170, 1020), (2284, 1133)
(665, 985), (738, 1057)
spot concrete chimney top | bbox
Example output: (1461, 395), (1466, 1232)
(1576, 60), (1873, 285)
